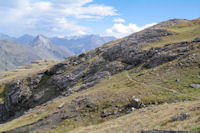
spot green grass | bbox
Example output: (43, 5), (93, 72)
(39, 74), (51, 87)
(191, 126), (200, 132)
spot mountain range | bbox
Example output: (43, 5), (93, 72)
(0, 33), (115, 71)
(50, 35), (116, 54)
(0, 33), (116, 54)
(0, 35), (73, 71)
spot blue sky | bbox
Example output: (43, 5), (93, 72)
(0, 0), (199, 38)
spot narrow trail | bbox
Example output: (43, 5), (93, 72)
(125, 71), (200, 100)
(125, 71), (178, 93)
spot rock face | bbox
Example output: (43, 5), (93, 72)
(0, 23), (199, 123)
(0, 102), (8, 122)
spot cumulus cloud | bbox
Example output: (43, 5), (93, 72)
(0, 0), (117, 36)
(105, 23), (157, 38)
(113, 18), (125, 23)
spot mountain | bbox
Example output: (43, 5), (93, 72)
(0, 33), (15, 41)
(0, 39), (41, 71)
(0, 18), (200, 132)
(16, 34), (34, 44)
(29, 35), (74, 60)
(0, 35), (73, 71)
(0, 33), (34, 44)
(50, 35), (116, 54)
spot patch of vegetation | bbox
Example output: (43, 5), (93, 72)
(48, 120), (81, 133)
(191, 126), (200, 132)
(0, 84), (7, 102)
(39, 74), (51, 87)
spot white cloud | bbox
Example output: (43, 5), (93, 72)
(113, 18), (125, 23)
(105, 23), (157, 38)
(53, 17), (87, 36)
(0, 0), (117, 36)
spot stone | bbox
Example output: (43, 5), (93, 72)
(197, 116), (200, 121)
(192, 37), (200, 43)
(101, 111), (112, 118)
(58, 102), (66, 109)
(113, 110), (118, 115)
(172, 113), (189, 121)
(175, 79), (180, 82)
(190, 84), (200, 89)
(131, 107), (135, 111)
(130, 96), (144, 109)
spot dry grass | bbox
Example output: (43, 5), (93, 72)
(69, 100), (200, 133)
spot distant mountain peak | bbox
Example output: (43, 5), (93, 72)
(28, 34), (73, 60)
(30, 34), (51, 48)
(37, 34), (47, 39)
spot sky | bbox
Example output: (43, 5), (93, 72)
(0, 0), (199, 38)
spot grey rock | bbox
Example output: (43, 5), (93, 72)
(130, 96), (144, 109)
(172, 113), (189, 121)
(192, 37), (200, 43)
(176, 79), (180, 82)
(190, 84), (200, 89)
(101, 111), (112, 118)
(58, 102), (66, 109)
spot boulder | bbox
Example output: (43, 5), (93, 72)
(172, 113), (189, 121)
(130, 96), (144, 109)
(58, 102), (66, 109)
(192, 37), (200, 43)
(190, 84), (200, 89)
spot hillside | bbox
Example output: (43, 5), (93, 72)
(0, 18), (200, 133)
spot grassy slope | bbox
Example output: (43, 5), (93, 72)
(70, 100), (200, 133)
(0, 19), (200, 132)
